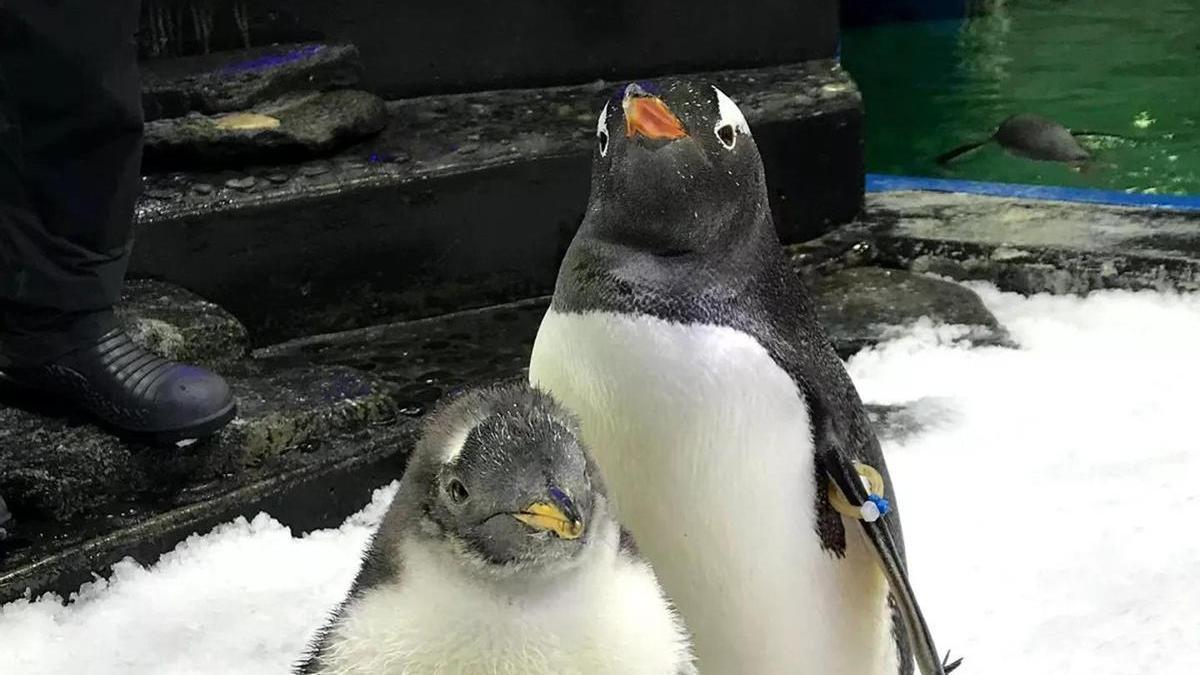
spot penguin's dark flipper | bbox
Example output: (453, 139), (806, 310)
(820, 447), (949, 675)
(935, 140), (988, 166)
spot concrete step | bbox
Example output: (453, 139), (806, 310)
(131, 60), (865, 346)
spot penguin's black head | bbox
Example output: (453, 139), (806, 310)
(411, 384), (604, 575)
(586, 80), (771, 257)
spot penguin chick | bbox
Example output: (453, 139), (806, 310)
(296, 383), (695, 675)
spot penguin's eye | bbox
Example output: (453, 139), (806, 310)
(598, 128), (609, 157)
(716, 124), (736, 149)
(447, 478), (470, 504)
(711, 85), (750, 152)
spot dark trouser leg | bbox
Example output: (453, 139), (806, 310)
(0, 1), (233, 442)
(0, 0), (144, 366)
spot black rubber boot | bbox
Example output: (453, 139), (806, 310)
(1, 328), (236, 443)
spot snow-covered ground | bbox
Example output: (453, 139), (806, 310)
(2, 285), (1198, 675)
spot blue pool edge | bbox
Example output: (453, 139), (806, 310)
(866, 174), (1200, 212)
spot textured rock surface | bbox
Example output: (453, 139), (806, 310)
(222, 366), (400, 468)
(116, 279), (248, 371)
(141, 43), (362, 121)
(812, 267), (1012, 357)
(861, 191), (1200, 295)
(144, 90), (388, 169)
(0, 365), (396, 522)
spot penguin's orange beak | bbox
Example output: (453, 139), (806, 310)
(624, 96), (688, 141)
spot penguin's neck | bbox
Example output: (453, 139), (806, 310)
(585, 197), (778, 267)
(555, 205), (797, 330)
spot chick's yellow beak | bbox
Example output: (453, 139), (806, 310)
(513, 501), (585, 540)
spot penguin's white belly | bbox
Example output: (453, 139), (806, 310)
(316, 537), (692, 675)
(530, 309), (900, 675)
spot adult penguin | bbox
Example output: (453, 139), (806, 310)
(530, 81), (957, 675)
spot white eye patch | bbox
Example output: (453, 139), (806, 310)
(712, 85), (750, 150)
(596, 103), (610, 156)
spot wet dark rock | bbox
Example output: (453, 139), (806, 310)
(144, 90), (388, 170)
(299, 162), (331, 177)
(0, 405), (138, 523)
(0, 365), (397, 522)
(221, 367), (401, 469)
(225, 176), (257, 190)
(144, 189), (177, 200)
(812, 267), (1012, 358)
(191, 182), (214, 195)
(266, 172), (290, 184)
(787, 222), (878, 281)
(116, 279), (249, 371)
(863, 191), (1200, 295)
(141, 43), (362, 121)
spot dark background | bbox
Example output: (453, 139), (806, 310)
(140, 0), (839, 96)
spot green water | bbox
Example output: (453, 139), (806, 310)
(841, 0), (1200, 195)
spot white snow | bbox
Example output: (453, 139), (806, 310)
(2, 285), (1199, 675)
(848, 285), (1200, 674)
(0, 482), (397, 675)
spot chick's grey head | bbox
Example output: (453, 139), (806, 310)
(586, 80), (771, 257)
(408, 384), (604, 574)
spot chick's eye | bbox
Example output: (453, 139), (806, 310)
(447, 478), (470, 504)
(598, 129), (609, 156)
(716, 124), (736, 149)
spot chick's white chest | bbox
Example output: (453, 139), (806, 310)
(318, 534), (691, 674)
